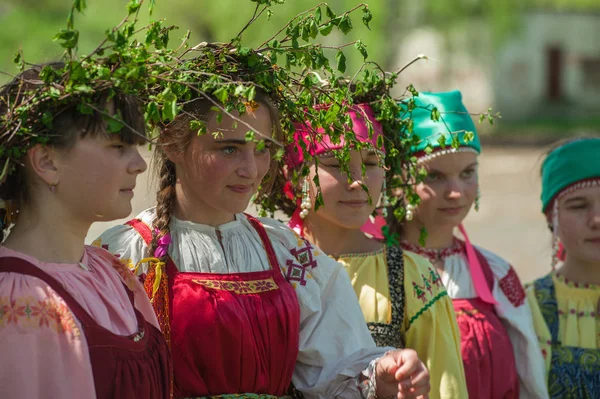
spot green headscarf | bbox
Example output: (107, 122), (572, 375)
(541, 138), (600, 212)
(401, 90), (481, 156)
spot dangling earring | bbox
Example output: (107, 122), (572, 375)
(299, 178), (311, 219)
(405, 203), (414, 221)
(381, 179), (390, 218)
(551, 201), (560, 270)
(475, 186), (481, 212)
(49, 180), (59, 193)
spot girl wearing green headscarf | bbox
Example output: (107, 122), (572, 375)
(525, 137), (600, 398)
(384, 91), (549, 399)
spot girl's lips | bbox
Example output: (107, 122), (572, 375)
(438, 206), (465, 215)
(339, 200), (368, 208)
(227, 185), (252, 194)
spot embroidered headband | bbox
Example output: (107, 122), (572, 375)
(541, 138), (600, 212)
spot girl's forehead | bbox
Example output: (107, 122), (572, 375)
(422, 152), (478, 170)
(561, 185), (600, 202)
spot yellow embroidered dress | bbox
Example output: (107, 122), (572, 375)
(338, 246), (468, 399)
(526, 272), (600, 398)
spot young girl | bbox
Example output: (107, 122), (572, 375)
(526, 137), (600, 398)
(0, 65), (171, 398)
(97, 94), (430, 398)
(387, 91), (548, 398)
(279, 103), (468, 399)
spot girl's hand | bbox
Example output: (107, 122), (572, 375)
(375, 348), (430, 399)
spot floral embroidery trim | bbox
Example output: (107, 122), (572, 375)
(191, 278), (279, 295)
(455, 308), (480, 317)
(407, 291), (448, 329)
(399, 239), (464, 263)
(339, 248), (385, 259)
(554, 272), (600, 292)
(0, 295), (80, 336)
(499, 266), (526, 307)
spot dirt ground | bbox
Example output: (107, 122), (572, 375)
(86, 145), (553, 284)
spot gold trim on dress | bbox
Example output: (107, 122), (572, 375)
(191, 278), (279, 295)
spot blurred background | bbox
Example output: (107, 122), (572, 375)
(1, 0), (599, 282)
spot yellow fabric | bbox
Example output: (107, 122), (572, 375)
(339, 248), (468, 399)
(526, 272), (600, 376)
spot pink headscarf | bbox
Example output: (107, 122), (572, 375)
(284, 103), (384, 236)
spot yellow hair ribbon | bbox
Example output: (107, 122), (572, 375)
(134, 257), (166, 299)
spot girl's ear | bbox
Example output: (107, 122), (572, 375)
(26, 144), (61, 186)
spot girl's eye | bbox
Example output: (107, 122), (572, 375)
(256, 144), (271, 155)
(364, 162), (379, 167)
(424, 172), (440, 182)
(567, 203), (588, 210)
(222, 146), (237, 155)
(111, 143), (126, 153)
(461, 168), (476, 179)
(322, 163), (340, 169)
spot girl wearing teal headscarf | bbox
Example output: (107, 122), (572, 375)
(384, 91), (549, 399)
(525, 137), (600, 398)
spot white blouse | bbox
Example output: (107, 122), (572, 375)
(401, 239), (549, 399)
(97, 208), (389, 398)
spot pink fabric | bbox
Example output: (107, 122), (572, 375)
(0, 245), (159, 399)
(458, 224), (497, 305)
(284, 103), (384, 169)
(360, 215), (386, 240)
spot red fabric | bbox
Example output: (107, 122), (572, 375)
(499, 267), (526, 307)
(453, 249), (519, 399)
(0, 257), (172, 399)
(129, 215), (301, 397)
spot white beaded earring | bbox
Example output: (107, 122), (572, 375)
(299, 178), (311, 219)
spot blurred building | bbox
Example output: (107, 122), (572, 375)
(494, 11), (600, 121)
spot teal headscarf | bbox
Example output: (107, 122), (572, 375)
(401, 90), (481, 156)
(541, 138), (600, 212)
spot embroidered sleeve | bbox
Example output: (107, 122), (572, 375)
(499, 266), (526, 307)
(0, 273), (96, 397)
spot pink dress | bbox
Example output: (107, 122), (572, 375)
(0, 245), (164, 399)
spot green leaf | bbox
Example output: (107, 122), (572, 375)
(41, 112), (53, 129)
(354, 40), (368, 60)
(12, 50), (24, 71)
(127, 0), (141, 15)
(309, 19), (319, 39)
(430, 107), (440, 121)
(190, 120), (207, 136)
(464, 131), (475, 143)
(74, 0), (87, 12)
(325, 5), (336, 19)
(362, 6), (372, 30)
(53, 29), (79, 50)
(106, 116), (124, 133)
(336, 50), (346, 73)
(338, 15), (352, 35)
(145, 102), (160, 123)
(315, 6), (322, 24)
(437, 135), (447, 149)
(77, 103), (94, 115)
(245, 130), (255, 142)
(213, 87), (229, 103)
(246, 85), (256, 101)
(256, 140), (266, 152)
(319, 22), (333, 36)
